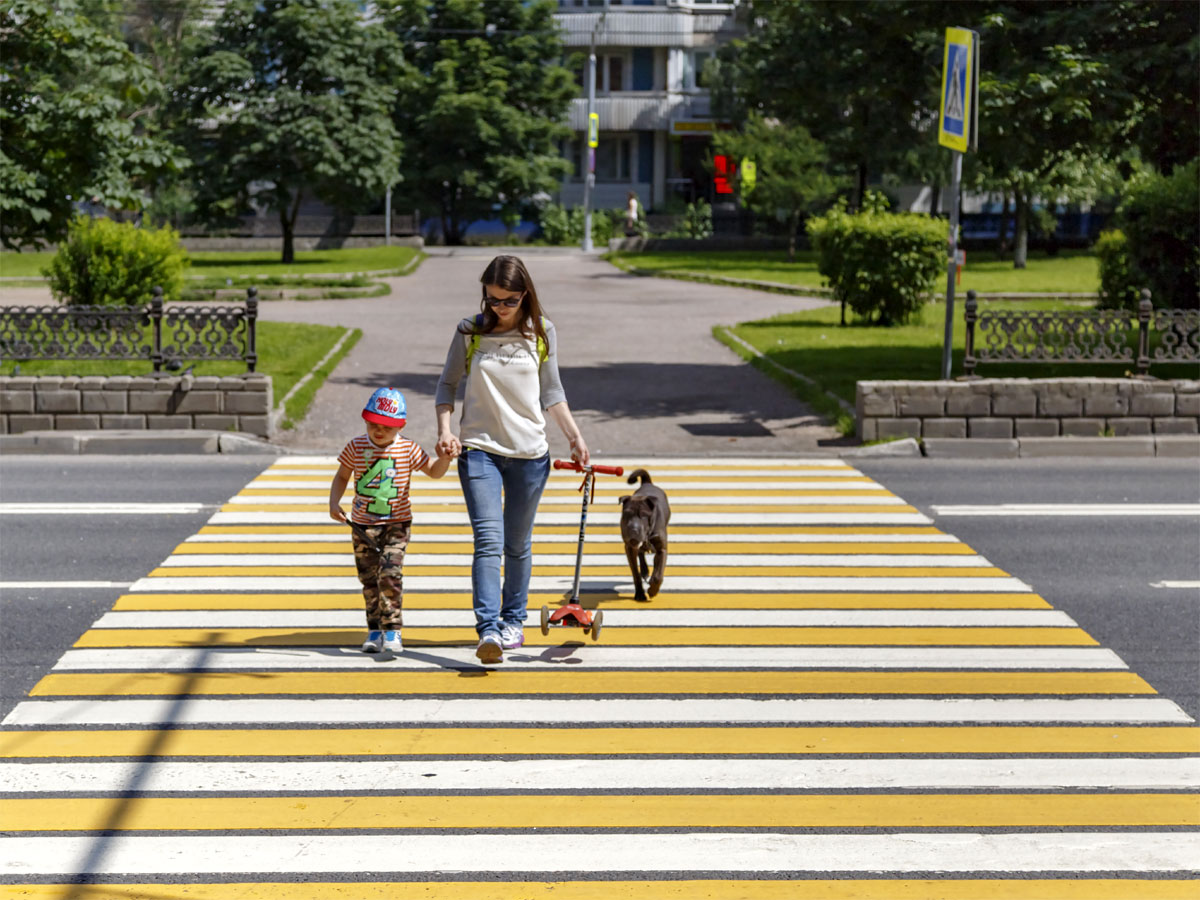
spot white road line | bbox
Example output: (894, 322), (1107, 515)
(208, 512), (933, 526)
(5, 832), (1196, 875)
(6, 758), (1195, 794)
(154, 553), (994, 568)
(275, 456), (855, 468)
(0, 581), (131, 590)
(1151, 581), (1200, 589)
(229, 494), (907, 507)
(0, 503), (212, 515)
(933, 503), (1200, 517)
(182, 532), (963, 544)
(4, 697), (1189, 727)
(52, 646), (1129, 671)
(90, 609), (1079, 629)
(129, 575), (1033, 592)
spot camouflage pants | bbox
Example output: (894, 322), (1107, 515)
(350, 521), (411, 629)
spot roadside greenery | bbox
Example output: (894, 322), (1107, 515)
(1117, 160), (1200, 309)
(45, 217), (189, 306)
(807, 194), (946, 325)
(724, 300), (1200, 411)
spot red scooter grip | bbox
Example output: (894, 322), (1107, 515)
(553, 459), (624, 476)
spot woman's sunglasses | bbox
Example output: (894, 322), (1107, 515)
(485, 294), (523, 308)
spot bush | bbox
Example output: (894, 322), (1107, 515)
(1095, 229), (1140, 310)
(806, 193), (945, 325)
(663, 200), (714, 239)
(44, 216), (189, 306)
(1119, 160), (1200, 309)
(536, 203), (618, 246)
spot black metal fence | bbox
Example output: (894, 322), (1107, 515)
(963, 289), (1200, 376)
(0, 287), (259, 372)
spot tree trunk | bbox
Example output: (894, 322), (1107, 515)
(280, 189), (302, 264)
(928, 183), (940, 218)
(1013, 191), (1029, 269)
(997, 192), (1011, 257)
(854, 161), (868, 211)
(787, 211), (799, 263)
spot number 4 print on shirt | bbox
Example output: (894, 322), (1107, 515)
(356, 458), (398, 515)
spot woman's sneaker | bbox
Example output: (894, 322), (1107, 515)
(499, 622), (524, 650)
(475, 631), (503, 664)
(361, 630), (384, 653)
(382, 629), (403, 652)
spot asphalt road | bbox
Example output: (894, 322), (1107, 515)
(0, 455), (274, 719)
(2, 454), (1197, 721)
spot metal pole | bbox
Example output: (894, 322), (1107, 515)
(384, 186), (392, 246)
(941, 151), (963, 380)
(581, 38), (597, 253)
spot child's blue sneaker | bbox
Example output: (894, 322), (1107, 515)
(382, 629), (403, 652)
(361, 630), (384, 653)
(499, 622), (524, 650)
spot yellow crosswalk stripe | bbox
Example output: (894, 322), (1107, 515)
(4, 726), (1196, 759)
(112, 592), (1053, 610)
(196, 524), (950, 536)
(146, 564), (1008, 577)
(222, 503), (922, 513)
(30, 671), (1156, 697)
(171, 541), (981, 555)
(6, 793), (1198, 831)
(73, 626), (1099, 648)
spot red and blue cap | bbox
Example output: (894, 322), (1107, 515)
(362, 387), (407, 428)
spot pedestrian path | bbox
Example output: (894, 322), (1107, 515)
(1, 457), (1197, 897)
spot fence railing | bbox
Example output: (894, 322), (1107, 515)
(963, 289), (1199, 376)
(0, 287), (259, 372)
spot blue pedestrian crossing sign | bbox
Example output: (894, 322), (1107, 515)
(939, 27), (978, 153)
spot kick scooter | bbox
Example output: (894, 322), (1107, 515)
(541, 459), (624, 641)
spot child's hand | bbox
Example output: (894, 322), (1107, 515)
(436, 431), (461, 458)
(329, 504), (348, 524)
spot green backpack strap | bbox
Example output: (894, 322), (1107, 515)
(464, 314), (548, 373)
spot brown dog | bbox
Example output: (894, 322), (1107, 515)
(618, 468), (670, 602)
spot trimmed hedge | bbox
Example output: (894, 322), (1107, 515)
(806, 194), (946, 325)
(1095, 229), (1139, 310)
(44, 216), (189, 306)
(1120, 160), (1199, 310)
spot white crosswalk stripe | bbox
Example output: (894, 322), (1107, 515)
(2, 456), (1195, 897)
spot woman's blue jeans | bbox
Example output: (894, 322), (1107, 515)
(457, 448), (550, 636)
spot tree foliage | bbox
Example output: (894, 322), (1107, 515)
(0, 0), (184, 250)
(712, 114), (840, 261)
(174, 0), (403, 262)
(379, 0), (575, 245)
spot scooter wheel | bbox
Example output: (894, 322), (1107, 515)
(590, 609), (603, 642)
(540, 605), (550, 636)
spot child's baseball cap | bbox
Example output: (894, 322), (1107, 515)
(362, 387), (407, 428)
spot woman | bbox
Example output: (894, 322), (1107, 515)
(435, 255), (590, 664)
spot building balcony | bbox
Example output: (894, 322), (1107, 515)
(568, 93), (711, 131)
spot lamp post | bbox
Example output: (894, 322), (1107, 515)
(581, 2), (607, 252)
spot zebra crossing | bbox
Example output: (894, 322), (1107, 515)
(1, 456), (1197, 897)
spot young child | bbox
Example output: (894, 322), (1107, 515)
(329, 387), (451, 653)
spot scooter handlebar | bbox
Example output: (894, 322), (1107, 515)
(552, 459), (624, 476)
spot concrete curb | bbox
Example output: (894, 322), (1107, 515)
(841, 438), (922, 458)
(0, 430), (295, 455)
(923, 436), (1200, 458)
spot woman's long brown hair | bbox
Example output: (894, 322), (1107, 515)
(458, 255), (548, 350)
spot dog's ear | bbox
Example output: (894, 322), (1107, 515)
(618, 495), (632, 506)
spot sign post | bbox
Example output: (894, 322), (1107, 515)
(938, 26), (978, 380)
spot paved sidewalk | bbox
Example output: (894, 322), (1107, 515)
(260, 248), (842, 456)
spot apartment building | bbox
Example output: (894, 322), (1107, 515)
(553, 0), (743, 213)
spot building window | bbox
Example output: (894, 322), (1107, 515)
(683, 50), (714, 90)
(596, 136), (632, 182)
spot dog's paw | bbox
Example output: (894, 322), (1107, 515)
(647, 581), (661, 598)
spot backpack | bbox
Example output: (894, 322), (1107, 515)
(464, 314), (549, 374)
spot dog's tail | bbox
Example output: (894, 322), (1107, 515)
(627, 468), (652, 485)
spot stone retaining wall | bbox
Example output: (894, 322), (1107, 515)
(856, 378), (1199, 441)
(0, 374), (273, 437)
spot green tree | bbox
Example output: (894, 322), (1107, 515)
(379, 0), (575, 245)
(711, 114), (840, 262)
(174, 0), (403, 262)
(712, 1), (944, 210)
(0, 0), (184, 250)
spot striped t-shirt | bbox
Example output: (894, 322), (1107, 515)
(337, 434), (430, 525)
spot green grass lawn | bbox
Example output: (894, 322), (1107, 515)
(0, 320), (354, 416)
(724, 299), (1198, 410)
(610, 248), (1100, 294)
(0, 245), (421, 279)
